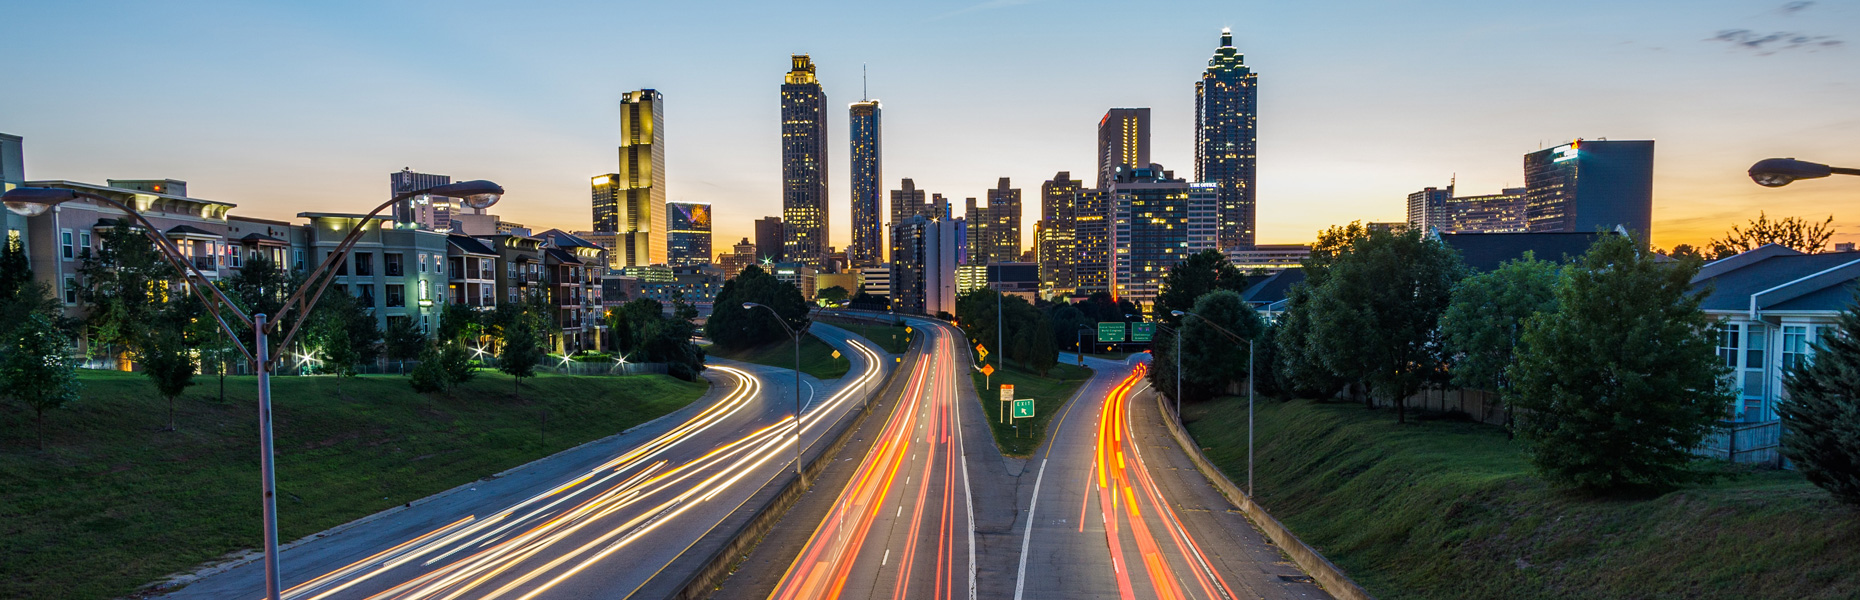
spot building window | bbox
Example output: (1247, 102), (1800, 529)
(228, 245), (241, 268)
(1716, 324), (1740, 369)
(357, 284), (377, 307)
(1743, 324), (1767, 399)
(386, 284), (405, 307)
(63, 276), (78, 304)
(79, 232), (92, 258)
(61, 229), (73, 259)
(419, 280), (429, 301)
(294, 250), (305, 271)
(354, 253), (374, 276)
(1782, 325), (1813, 372)
(419, 253), (428, 273)
(385, 253), (403, 277)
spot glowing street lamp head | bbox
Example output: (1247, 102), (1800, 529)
(1748, 158), (1832, 188)
(1170, 310), (1185, 317)
(425, 180), (505, 209)
(1, 187), (78, 217)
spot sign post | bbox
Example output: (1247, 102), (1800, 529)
(1132, 322), (1155, 343)
(999, 384), (1014, 423)
(978, 344), (993, 387)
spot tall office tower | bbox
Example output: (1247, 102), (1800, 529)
(781, 55), (829, 269)
(849, 99), (883, 268)
(890, 178), (949, 223)
(1443, 188), (1528, 233)
(1112, 165), (1217, 311)
(754, 216), (785, 263)
(1405, 185), (1454, 232)
(1038, 172), (1082, 296)
(982, 178), (1021, 263)
(1074, 188), (1112, 295)
(1523, 139), (1654, 238)
(1096, 108), (1151, 189)
(391, 168), (453, 230)
(595, 89), (669, 268)
(667, 202), (712, 266)
(1196, 27), (1259, 250)
(890, 215), (958, 316)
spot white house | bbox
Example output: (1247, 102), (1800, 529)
(1692, 244), (1860, 423)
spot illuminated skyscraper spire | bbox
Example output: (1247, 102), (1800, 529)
(782, 55), (829, 269)
(1196, 27), (1258, 250)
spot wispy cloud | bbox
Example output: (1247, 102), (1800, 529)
(1708, 29), (1843, 54)
(930, 0), (1041, 21)
(1778, 1), (1814, 14)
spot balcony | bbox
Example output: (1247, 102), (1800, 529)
(192, 256), (216, 271)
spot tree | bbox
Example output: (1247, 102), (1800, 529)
(1027, 315), (1058, 376)
(1, 314), (81, 449)
(815, 285), (850, 306)
(499, 307), (544, 392)
(440, 340), (477, 387)
(1154, 249), (1249, 326)
(1273, 223), (1369, 400)
(1777, 292), (1860, 504)
(1153, 290), (1264, 404)
(79, 221), (179, 358)
(1440, 253), (1560, 433)
(605, 308), (634, 355)
(1667, 244), (1703, 262)
(384, 317), (428, 367)
(1508, 235), (1732, 492)
(1708, 212), (1837, 259)
(308, 291), (377, 381)
(436, 302), (482, 346)
(708, 265), (810, 350)
(409, 342), (448, 393)
(849, 291), (891, 312)
(1306, 227), (1465, 422)
(141, 327), (198, 431)
(0, 236), (60, 339)
(1044, 303), (1093, 354)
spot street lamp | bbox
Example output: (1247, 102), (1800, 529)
(1748, 158), (1860, 187)
(1172, 309), (1256, 497)
(743, 302), (803, 477)
(3, 179), (502, 600)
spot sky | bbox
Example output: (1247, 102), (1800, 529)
(3, 0), (1858, 253)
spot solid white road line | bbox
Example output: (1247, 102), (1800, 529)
(1012, 458), (1048, 600)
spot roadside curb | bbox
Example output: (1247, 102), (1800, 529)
(145, 372), (726, 596)
(1150, 391), (1375, 600)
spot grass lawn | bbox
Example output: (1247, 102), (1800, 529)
(970, 362), (1093, 457)
(813, 316), (913, 354)
(0, 369), (707, 600)
(1183, 397), (1860, 600)
(708, 333), (850, 379)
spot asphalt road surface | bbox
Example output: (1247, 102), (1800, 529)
(1011, 355), (1329, 600)
(162, 323), (886, 600)
(766, 318), (977, 600)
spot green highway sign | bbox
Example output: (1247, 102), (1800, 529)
(1131, 322), (1155, 343)
(1097, 322), (1127, 343)
(1012, 398), (1035, 419)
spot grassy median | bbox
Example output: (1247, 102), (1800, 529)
(0, 370), (707, 600)
(1183, 397), (1860, 600)
(970, 362), (1093, 457)
(709, 333), (852, 379)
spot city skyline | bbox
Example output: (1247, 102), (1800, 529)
(3, 0), (1857, 253)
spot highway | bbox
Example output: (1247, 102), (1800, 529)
(767, 318), (976, 600)
(162, 323), (887, 600)
(1012, 356), (1329, 600)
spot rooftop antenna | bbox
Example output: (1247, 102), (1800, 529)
(862, 63), (868, 101)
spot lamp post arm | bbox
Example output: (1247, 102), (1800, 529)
(1834, 166), (1860, 177)
(269, 191), (423, 361)
(1179, 311), (1249, 345)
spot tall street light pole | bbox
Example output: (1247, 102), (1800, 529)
(1075, 325), (1093, 366)
(1173, 309), (1255, 497)
(4, 180), (504, 600)
(744, 302), (803, 477)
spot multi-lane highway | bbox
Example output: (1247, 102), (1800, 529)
(767, 319), (976, 600)
(163, 323), (886, 600)
(1012, 355), (1328, 600)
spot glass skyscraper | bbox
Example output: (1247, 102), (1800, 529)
(594, 89), (668, 268)
(849, 99), (882, 268)
(1111, 165), (1217, 311)
(1196, 27), (1259, 250)
(1523, 139), (1654, 238)
(667, 202), (712, 266)
(781, 55), (829, 270)
(1096, 108), (1151, 190)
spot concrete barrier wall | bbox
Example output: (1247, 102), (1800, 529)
(1151, 393), (1376, 600)
(666, 330), (914, 600)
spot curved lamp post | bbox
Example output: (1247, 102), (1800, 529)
(3, 179), (502, 600)
(1748, 158), (1860, 187)
(1172, 309), (1255, 497)
(743, 302), (804, 477)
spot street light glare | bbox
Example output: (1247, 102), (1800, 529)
(1170, 310), (1186, 317)
(1, 187), (78, 217)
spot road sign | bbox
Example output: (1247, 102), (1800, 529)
(1097, 322), (1127, 343)
(975, 343), (989, 360)
(1132, 322), (1155, 343)
(831, 349), (841, 359)
(1012, 399), (1034, 419)
(906, 326), (913, 334)
(1000, 384), (1013, 404)
(980, 364), (995, 377)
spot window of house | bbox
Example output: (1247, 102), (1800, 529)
(357, 284), (377, 306)
(419, 280), (429, 301)
(63, 276), (78, 304)
(1716, 324), (1739, 369)
(1782, 325), (1813, 372)
(386, 284), (405, 307)
(228, 245), (241, 268)
(354, 253), (374, 276)
(419, 253), (428, 273)
(386, 253), (404, 276)
(1743, 324), (1767, 399)
(294, 249), (305, 271)
(60, 229), (73, 259)
(79, 232), (92, 258)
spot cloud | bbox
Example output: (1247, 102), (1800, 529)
(1709, 29), (1843, 54)
(1779, 1), (1814, 14)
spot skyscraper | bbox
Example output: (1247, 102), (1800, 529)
(890, 215), (957, 317)
(1443, 188), (1528, 233)
(391, 168), (453, 230)
(755, 216), (784, 263)
(849, 99), (883, 268)
(890, 178), (942, 223)
(595, 89), (669, 268)
(964, 178), (1022, 265)
(1037, 172), (1082, 296)
(667, 202), (712, 266)
(781, 55), (829, 270)
(1097, 108), (1151, 189)
(1523, 139), (1654, 238)
(1112, 165), (1217, 311)
(1406, 185), (1454, 232)
(1074, 188), (1113, 295)
(1196, 27), (1259, 250)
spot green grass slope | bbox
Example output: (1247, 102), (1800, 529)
(709, 333), (851, 379)
(971, 362), (1093, 457)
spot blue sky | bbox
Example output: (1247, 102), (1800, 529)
(3, 0), (1856, 249)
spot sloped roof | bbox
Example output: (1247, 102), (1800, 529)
(1692, 248), (1860, 314)
(1241, 268), (1304, 306)
(1437, 232), (1602, 272)
(446, 234), (498, 256)
(164, 224), (221, 238)
(239, 232), (286, 244)
(543, 247), (582, 265)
